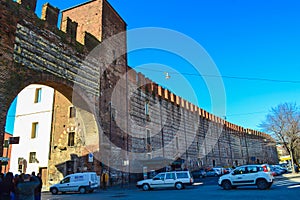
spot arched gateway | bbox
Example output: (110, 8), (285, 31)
(0, 0), (129, 175)
(1, 0), (278, 184)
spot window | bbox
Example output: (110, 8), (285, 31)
(247, 166), (258, 173)
(176, 172), (188, 179)
(34, 88), (42, 103)
(166, 173), (176, 180)
(234, 167), (248, 175)
(69, 106), (76, 118)
(18, 164), (23, 172)
(154, 173), (165, 180)
(3, 140), (9, 148)
(112, 50), (117, 65)
(146, 129), (151, 152)
(176, 136), (179, 150)
(61, 177), (70, 184)
(29, 152), (36, 163)
(31, 122), (39, 138)
(145, 101), (149, 116)
(146, 129), (151, 145)
(68, 132), (75, 146)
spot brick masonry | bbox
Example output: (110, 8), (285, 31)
(0, 0), (278, 182)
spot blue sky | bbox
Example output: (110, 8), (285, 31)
(6, 0), (300, 133)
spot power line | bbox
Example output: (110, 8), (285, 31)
(134, 67), (300, 84)
(226, 111), (268, 117)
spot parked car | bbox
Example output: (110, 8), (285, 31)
(224, 168), (233, 174)
(191, 169), (207, 178)
(50, 172), (99, 194)
(270, 165), (285, 176)
(206, 169), (219, 177)
(136, 171), (194, 191)
(213, 167), (225, 175)
(218, 164), (274, 190)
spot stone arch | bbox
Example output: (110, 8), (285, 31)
(1, 65), (101, 158)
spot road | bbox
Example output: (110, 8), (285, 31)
(42, 176), (300, 200)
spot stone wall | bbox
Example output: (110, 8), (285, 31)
(126, 71), (278, 173)
(0, 0), (278, 182)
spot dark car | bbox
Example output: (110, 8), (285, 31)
(206, 169), (219, 177)
(191, 169), (207, 178)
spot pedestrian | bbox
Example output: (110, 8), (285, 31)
(34, 173), (42, 200)
(0, 173), (4, 182)
(15, 174), (39, 200)
(101, 171), (109, 190)
(0, 172), (14, 200)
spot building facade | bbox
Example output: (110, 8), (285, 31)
(1, 132), (13, 173)
(9, 84), (54, 186)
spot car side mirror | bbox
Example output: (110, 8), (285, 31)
(153, 177), (160, 181)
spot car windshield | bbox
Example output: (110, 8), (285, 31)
(153, 173), (165, 180)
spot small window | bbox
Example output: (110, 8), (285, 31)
(112, 50), (117, 65)
(146, 129), (151, 145)
(68, 132), (75, 146)
(69, 107), (76, 118)
(34, 88), (42, 103)
(29, 152), (36, 163)
(18, 164), (23, 173)
(176, 136), (179, 150)
(145, 101), (149, 116)
(31, 122), (39, 138)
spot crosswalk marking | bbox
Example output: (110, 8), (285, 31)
(274, 179), (300, 187)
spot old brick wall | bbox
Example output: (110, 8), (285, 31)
(48, 90), (100, 186)
(127, 71), (278, 172)
(0, 0), (101, 157)
(0, 0), (278, 180)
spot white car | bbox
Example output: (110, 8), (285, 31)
(50, 172), (99, 194)
(136, 171), (194, 191)
(218, 164), (274, 190)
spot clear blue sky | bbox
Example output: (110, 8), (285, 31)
(6, 0), (300, 133)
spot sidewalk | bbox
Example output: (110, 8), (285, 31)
(275, 172), (300, 180)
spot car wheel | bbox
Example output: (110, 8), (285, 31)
(222, 180), (232, 190)
(175, 182), (183, 190)
(257, 179), (268, 190)
(79, 187), (87, 194)
(50, 188), (58, 195)
(142, 183), (150, 191)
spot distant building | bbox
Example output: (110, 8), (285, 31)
(1, 132), (13, 173)
(10, 84), (54, 187)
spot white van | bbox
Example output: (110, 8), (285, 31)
(50, 172), (99, 194)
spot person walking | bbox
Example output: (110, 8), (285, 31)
(101, 171), (109, 190)
(34, 173), (42, 200)
(15, 174), (39, 200)
(0, 172), (14, 200)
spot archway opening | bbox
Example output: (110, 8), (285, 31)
(3, 83), (100, 190)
